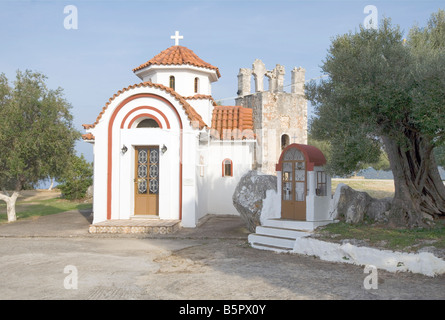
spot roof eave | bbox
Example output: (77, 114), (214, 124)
(133, 64), (220, 81)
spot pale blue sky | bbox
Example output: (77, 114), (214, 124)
(0, 0), (443, 164)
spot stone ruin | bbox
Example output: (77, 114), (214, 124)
(237, 59), (306, 96)
(235, 59), (308, 175)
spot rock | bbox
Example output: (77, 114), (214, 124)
(329, 184), (392, 224)
(329, 183), (370, 223)
(367, 197), (392, 222)
(86, 185), (93, 198)
(232, 170), (278, 232)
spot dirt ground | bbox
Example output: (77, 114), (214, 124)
(0, 211), (444, 300)
(0, 189), (444, 300)
(14, 189), (62, 202)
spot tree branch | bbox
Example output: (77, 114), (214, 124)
(415, 140), (433, 191)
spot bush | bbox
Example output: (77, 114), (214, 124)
(57, 155), (93, 200)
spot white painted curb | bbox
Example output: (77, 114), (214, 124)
(293, 237), (445, 277)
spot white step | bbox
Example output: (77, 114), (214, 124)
(248, 233), (295, 250)
(130, 215), (160, 220)
(255, 226), (310, 239)
(250, 242), (293, 253)
(249, 219), (336, 253)
(263, 219), (334, 231)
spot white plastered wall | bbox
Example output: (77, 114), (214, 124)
(196, 140), (255, 218)
(87, 85), (198, 225)
(306, 167), (332, 221)
(136, 65), (217, 97)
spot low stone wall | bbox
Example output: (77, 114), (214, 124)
(89, 219), (181, 234)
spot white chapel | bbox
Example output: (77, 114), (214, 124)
(83, 32), (310, 228)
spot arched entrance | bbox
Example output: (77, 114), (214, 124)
(281, 147), (307, 220)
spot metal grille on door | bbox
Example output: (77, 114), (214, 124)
(137, 147), (159, 195)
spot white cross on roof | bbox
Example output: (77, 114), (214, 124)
(170, 31), (183, 46)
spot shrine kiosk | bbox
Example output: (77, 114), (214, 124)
(276, 143), (332, 223)
(248, 143), (334, 252)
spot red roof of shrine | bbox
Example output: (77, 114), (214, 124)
(276, 143), (327, 171)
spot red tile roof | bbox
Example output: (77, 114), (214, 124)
(82, 82), (207, 132)
(210, 106), (255, 140)
(81, 133), (95, 141)
(183, 94), (217, 105)
(133, 46), (221, 78)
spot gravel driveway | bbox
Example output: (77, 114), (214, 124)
(0, 211), (444, 300)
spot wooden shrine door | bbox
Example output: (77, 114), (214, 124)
(134, 146), (159, 215)
(281, 147), (306, 220)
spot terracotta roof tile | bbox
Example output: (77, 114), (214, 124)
(82, 133), (95, 141)
(210, 106), (255, 140)
(82, 82), (207, 131)
(133, 46), (221, 78)
(183, 94), (217, 106)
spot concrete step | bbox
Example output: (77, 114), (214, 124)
(248, 233), (295, 250)
(130, 215), (160, 220)
(89, 219), (180, 234)
(250, 242), (293, 253)
(249, 219), (336, 253)
(255, 226), (310, 239)
(263, 219), (333, 231)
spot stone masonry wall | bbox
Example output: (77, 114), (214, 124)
(235, 60), (307, 175)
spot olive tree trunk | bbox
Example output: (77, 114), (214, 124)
(382, 133), (445, 227)
(0, 192), (19, 222)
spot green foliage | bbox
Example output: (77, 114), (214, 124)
(57, 154), (93, 200)
(0, 70), (80, 191)
(307, 11), (445, 176)
(307, 134), (331, 164)
(308, 134), (390, 175)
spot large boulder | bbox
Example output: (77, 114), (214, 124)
(329, 183), (392, 224)
(232, 170), (279, 232)
(367, 197), (392, 222)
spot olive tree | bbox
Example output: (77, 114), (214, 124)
(0, 70), (80, 222)
(306, 12), (445, 227)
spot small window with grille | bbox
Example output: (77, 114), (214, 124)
(316, 171), (327, 196)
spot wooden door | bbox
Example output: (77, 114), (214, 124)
(281, 148), (306, 220)
(134, 146), (159, 215)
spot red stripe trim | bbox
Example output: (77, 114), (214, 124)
(107, 93), (183, 220)
(120, 106), (171, 129)
(127, 113), (163, 129)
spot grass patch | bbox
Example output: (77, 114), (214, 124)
(0, 197), (92, 224)
(332, 178), (395, 199)
(326, 178), (445, 253)
(314, 220), (445, 252)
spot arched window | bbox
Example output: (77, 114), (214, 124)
(137, 118), (160, 128)
(194, 77), (199, 93)
(281, 134), (290, 150)
(169, 76), (175, 90)
(222, 159), (233, 177)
